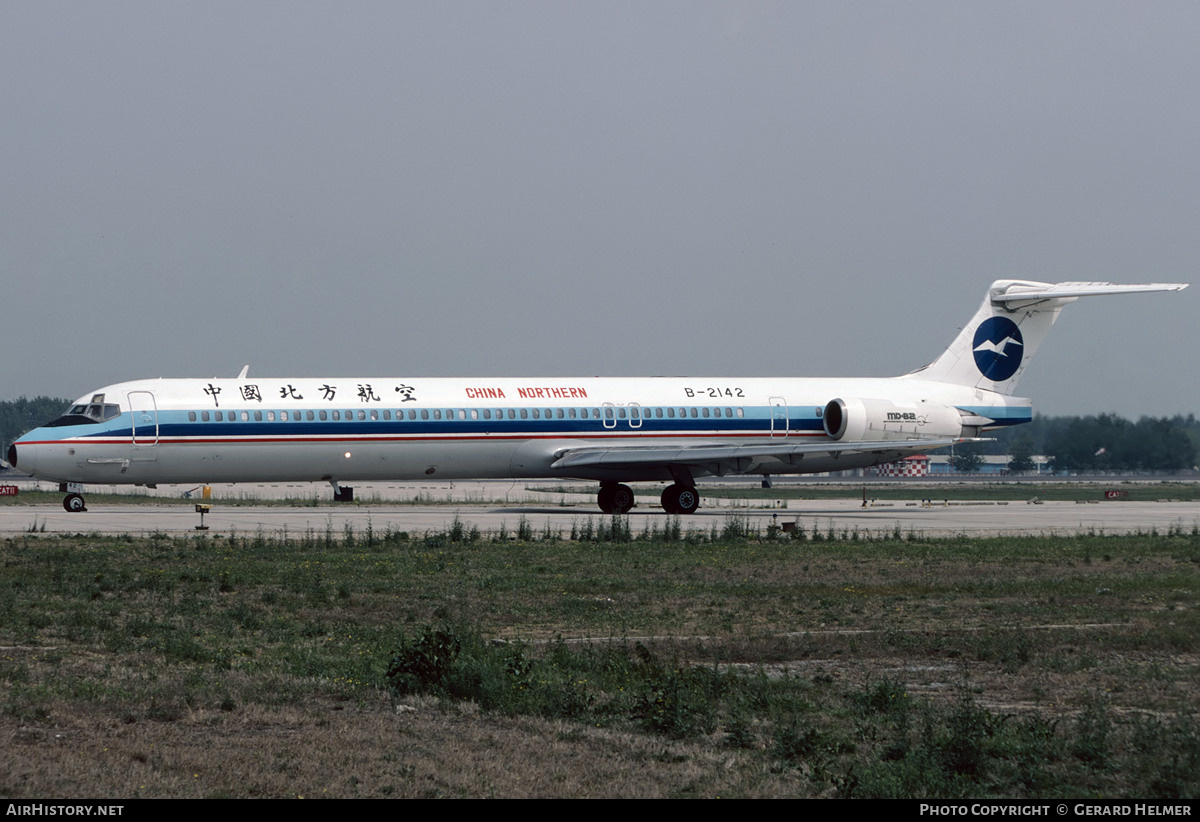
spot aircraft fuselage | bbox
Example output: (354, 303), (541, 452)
(11, 374), (1026, 488)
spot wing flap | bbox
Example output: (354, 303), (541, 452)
(551, 437), (967, 473)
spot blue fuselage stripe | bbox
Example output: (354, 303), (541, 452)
(27, 406), (831, 442)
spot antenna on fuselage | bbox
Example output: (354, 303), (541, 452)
(236, 365), (250, 379)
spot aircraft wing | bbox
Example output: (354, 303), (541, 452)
(551, 437), (966, 475)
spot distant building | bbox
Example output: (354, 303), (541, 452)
(869, 455), (930, 477)
(870, 454), (1051, 476)
(927, 454), (1050, 475)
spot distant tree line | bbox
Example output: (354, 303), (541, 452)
(1, 397), (70, 458)
(987, 413), (1198, 473)
(1, 398), (1196, 474)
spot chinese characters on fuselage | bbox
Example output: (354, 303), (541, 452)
(204, 383), (418, 407)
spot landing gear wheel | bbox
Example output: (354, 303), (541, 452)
(63, 493), (87, 513)
(611, 483), (634, 514)
(597, 483), (635, 514)
(661, 484), (699, 515)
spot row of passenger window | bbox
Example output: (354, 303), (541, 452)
(187, 406), (749, 423)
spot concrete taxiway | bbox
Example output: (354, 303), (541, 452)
(0, 479), (1195, 538)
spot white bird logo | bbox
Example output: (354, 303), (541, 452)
(973, 336), (1023, 357)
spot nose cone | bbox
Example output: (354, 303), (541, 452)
(7, 442), (36, 475)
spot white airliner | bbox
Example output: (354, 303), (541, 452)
(8, 280), (1187, 514)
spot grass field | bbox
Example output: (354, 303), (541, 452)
(1, 520), (1197, 798)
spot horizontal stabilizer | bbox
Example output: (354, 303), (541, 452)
(992, 281), (1188, 306)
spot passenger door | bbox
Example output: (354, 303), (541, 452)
(769, 396), (788, 438)
(127, 391), (159, 446)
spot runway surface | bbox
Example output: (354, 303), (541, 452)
(1, 479), (1196, 538)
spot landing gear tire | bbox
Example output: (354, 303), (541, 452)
(598, 483), (634, 514)
(661, 483), (699, 515)
(63, 493), (87, 513)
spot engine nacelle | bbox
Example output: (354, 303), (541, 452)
(822, 398), (968, 442)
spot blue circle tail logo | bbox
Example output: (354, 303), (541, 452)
(972, 317), (1024, 381)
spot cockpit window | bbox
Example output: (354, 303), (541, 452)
(45, 394), (122, 427)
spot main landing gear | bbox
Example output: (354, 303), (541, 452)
(660, 483), (700, 515)
(597, 482), (635, 514)
(595, 482), (701, 514)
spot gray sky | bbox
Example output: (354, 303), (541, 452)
(2, 1), (1195, 417)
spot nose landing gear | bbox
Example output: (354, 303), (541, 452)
(58, 483), (87, 512)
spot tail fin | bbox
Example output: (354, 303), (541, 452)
(907, 280), (1188, 394)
